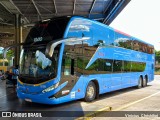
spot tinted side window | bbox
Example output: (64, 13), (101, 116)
(139, 42), (143, 52)
(131, 40), (154, 54)
(141, 44), (147, 53)
(123, 61), (131, 72)
(131, 62), (146, 72)
(132, 40), (139, 51)
(125, 40), (132, 49)
(113, 60), (122, 73)
(97, 59), (113, 74)
(147, 46), (154, 54)
(118, 39), (132, 49)
(83, 58), (99, 74)
(104, 59), (113, 73)
(83, 59), (113, 74)
(76, 57), (84, 74)
(138, 62), (146, 72)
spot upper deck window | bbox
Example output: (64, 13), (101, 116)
(25, 17), (70, 44)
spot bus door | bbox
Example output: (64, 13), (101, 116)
(60, 55), (77, 98)
(55, 42), (83, 98)
(111, 53), (123, 91)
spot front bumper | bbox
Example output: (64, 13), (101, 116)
(17, 90), (72, 105)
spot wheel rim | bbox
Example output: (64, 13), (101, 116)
(87, 85), (95, 99)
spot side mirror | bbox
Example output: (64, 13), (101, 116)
(45, 37), (90, 58)
(45, 39), (62, 58)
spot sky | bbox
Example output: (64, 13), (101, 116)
(110, 0), (160, 51)
(0, 47), (4, 54)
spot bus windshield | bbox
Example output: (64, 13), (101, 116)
(19, 45), (60, 84)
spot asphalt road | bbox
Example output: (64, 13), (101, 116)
(91, 75), (160, 120)
(0, 75), (159, 120)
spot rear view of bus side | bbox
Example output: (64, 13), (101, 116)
(16, 16), (154, 104)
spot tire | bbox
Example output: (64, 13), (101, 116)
(143, 76), (148, 87)
(84, 81), (96, 102)
(137, 77), (143, 89)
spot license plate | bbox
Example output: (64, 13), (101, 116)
(25, 98), (32, 102)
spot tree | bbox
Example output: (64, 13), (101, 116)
(0, 50), (14, 59)
(0, 53), (2, 59)
(155, 50), (160, 63)
(6, 50), (14, 60)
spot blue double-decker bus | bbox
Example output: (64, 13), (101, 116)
(4, 16), (154, 104)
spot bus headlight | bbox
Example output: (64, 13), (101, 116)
(42, 82), (59, 93)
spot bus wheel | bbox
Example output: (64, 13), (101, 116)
(85, 81), (96, 102)
(137, 77), (143, 89)
(143, 76), (148, 87)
